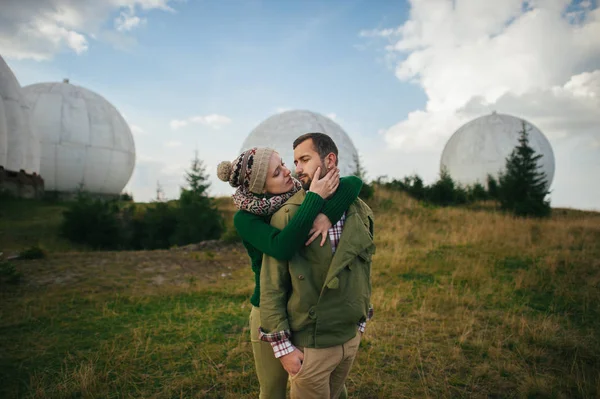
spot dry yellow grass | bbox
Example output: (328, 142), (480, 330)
(1, 187), (599, 398)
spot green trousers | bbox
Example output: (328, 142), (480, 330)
(250, 306), (348, 399)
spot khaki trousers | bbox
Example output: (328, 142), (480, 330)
(290, 332), (361, 399)
(250, 306), (350, 399)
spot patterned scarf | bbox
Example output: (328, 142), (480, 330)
(232, 177), (303, 216)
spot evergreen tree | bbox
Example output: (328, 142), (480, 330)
(352, 153), (374, 200)
(498, 121), (551, 218)
(184, 151), (211, 196)
(173, 151), (224, 245)
(486, 174), (499, 200)
(427, 167), (467, 206)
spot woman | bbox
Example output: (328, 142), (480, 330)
(217, 147), (361, 399)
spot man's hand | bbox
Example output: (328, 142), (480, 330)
(279, 348), (304, 376)
(306, 213), (333, 246)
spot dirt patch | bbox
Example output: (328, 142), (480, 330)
(11, 242), (248, 294)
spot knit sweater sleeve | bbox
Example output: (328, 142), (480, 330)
(234, 192), (325, 261)
(321, 175), (363, 224)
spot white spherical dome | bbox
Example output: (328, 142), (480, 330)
(440, 112), (555, 188)
(241, 110), (358, 177)
(22, 81), (136, 194)
(0, 55), (39, 173)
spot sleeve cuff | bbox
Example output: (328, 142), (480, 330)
(358, 321), (367, 333)
(270, 339), (295, 358)
(357, 305), (374, 334)
(258, 327), (291, 342)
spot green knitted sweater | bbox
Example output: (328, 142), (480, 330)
(233, 176), (363, 307)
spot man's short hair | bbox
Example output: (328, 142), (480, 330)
(293, 133), (339, 165)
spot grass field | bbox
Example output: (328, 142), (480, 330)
(1, 188), (600, 398)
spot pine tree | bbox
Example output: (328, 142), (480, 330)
(486, 174), (499, 200)
(498, 121), (551, 218)
(184, 151), (211, 196)
(173, 151), (224, 245)
(352, 153), (374, 200)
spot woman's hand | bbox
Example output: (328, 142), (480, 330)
(305, 213), (333, 246)
(309, 166), (340, 199)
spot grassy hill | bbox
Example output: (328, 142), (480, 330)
(1, 188), (599, 398)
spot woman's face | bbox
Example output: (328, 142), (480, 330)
(263, 152), (294, 195)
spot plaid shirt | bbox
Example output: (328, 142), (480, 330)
(260, 212), (373, 358)
(328, 212), (345, 253)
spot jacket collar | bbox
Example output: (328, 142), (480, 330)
(284, 189), (307, 206)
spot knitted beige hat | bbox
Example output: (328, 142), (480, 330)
(217, 147), (275, 194)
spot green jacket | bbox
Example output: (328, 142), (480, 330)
(260, 189), (375, 349)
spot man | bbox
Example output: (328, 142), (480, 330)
(259, 133), (375, 399)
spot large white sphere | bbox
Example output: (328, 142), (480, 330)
(22, 82), (136, 194)
(440, 112), (555, 188)
(241, 110), (358, 177)
(0, 55), (39, 173)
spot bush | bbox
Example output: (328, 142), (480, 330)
(486, 175), (499, 200)
(119, 192), (134, 202)
(384, 171), (495, 208)
(135, 201), (179, 250)
(358, 182), (375, 201)
(59, 153), (227, 250)
(18, 245), (46, 260)
(60, 192), (124, 249)
(466, 183), (489, 202)
(172, 190), (224, 246)
(426, 168), (468, 206)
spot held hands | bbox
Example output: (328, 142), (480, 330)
(280, 348), (304, 376)
(306, 213), (333, 246)
(309, 167), (340, 199)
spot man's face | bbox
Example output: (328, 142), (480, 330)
(293, 138), (329, 190)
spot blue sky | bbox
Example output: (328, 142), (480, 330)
(2, 0), (600, 210)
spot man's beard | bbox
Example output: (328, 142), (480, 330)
(300, 162), (327, 191)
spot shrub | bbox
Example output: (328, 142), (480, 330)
(358, 182), (375, 201)
(18, 245), (46, 260)
(486, 175), (499, 200)
(60, 192), (124, 249)
(136, 201), (179, 250)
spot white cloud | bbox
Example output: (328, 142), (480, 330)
(165, 140), (182, 147)
(0, 0), (178, 60)
(359, 27), (399, 37)
(115, 9), (146, 32)
(363, 0), (600, 210)
(461, 70), (600, 141)
(369, 0), (600, 151)
(170, 114), (232, 130)
(169, 119), (189, 130)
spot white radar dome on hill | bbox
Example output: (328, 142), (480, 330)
(0, 55), (39, 173)
(440, 112), (555, 188)
(22, 81), (136, 194)
(240, 110), (359, 177)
